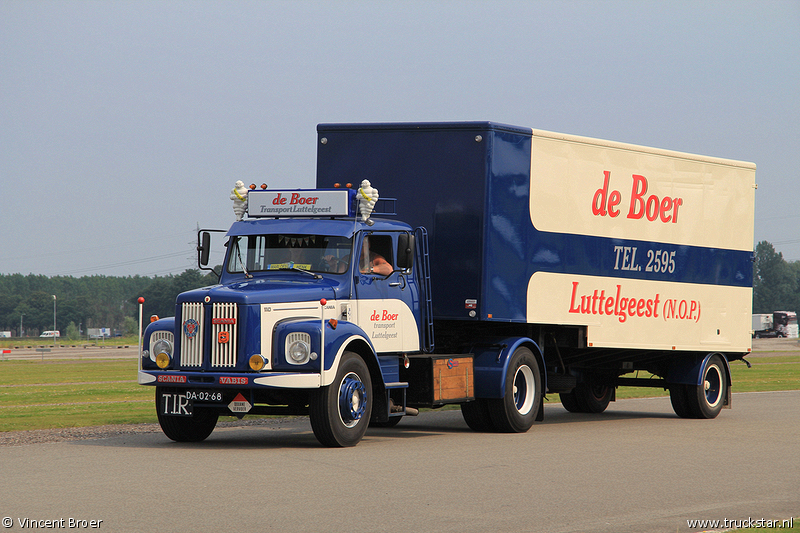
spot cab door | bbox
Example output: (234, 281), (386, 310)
(353, 232), (421, 353)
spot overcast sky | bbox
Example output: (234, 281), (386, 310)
(1, 0), (798, 277)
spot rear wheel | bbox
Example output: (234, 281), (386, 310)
(155, 387), (218, 442)
(461, 398), (495, 431)
(488, 347), (541, 433)
(560, 380), (612, 413)
(670, 355), (727, 419)
(577, 382), (613, 413)
(689, 355), (726, 419)
(310, 352), (372, 447)
(669, 384), (693, 418)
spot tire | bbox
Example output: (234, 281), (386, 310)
(310, 352), (372, 447)
(669, 384), (694, 418)
(560, 379), (612, 413)
(155, 387), (219, 442)
(559, 390), (583, 413)
(576, 382), (613, 413)
(487, 347), (542, 433)
(689, 354), (727, 419)
(461, 398), (495, 432)
(671, 355), (727, 419)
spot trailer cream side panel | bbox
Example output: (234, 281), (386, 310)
(527, 131), (756, 352)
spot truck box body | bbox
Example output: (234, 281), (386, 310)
(317, 122), (755, 354)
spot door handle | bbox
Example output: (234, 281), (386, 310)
(389, 276), (406, 289)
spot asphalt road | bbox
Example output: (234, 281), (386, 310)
(1, 391), (797, 533)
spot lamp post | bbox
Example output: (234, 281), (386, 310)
(19, 313), (24, 339)
(52, 295), (57, 347)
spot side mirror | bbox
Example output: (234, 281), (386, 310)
(396, 233), (415, 270)
(198, 231), (211, 267)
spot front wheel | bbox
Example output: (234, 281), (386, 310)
(488, 347), (542, 433)
(310, 352), (372, 447)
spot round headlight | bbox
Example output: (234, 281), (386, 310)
(152, 339), (173, 369)
(285, 332), (311, 365)
(287, 339), (310, 364)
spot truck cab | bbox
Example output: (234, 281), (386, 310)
(139, 184), (447, 447)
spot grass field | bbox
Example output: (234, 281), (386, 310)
(1, 350), (799, 433)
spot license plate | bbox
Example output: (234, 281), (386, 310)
(160, 390), (223, 417)
(184, 390), (223, 402)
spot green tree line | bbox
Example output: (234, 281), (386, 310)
(753, 240), (800, 314)
(0, 269), (218, 339)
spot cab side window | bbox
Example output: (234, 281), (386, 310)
(359, 235), (394, 275)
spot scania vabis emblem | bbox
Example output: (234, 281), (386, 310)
(183, 318), (199, 339)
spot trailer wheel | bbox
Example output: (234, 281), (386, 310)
(461, 398), (495, 431)
(310, 352), (372, 447)
(488, 347), (541, 433)
(578, 382), (613, 413)
(688, 355), (726, 419)
(669, 384), (693, 418)
(155, 387), (218, 442)
(558, 391), (582, 413)
(560, 380), (612, 413)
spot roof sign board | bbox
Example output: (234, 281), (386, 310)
(248, 189), (352, 218)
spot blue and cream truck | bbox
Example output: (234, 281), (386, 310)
(139, 122), (756, 447)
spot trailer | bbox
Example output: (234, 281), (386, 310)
(139, 122), (756, 447)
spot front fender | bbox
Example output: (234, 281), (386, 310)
(141, 317), (175, 370)
(472, 336), (545, 398)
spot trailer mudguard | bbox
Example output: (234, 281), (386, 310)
(471, 336), (546, 398)
(666, 352), (733, 408)
(666, 352), (732, 388)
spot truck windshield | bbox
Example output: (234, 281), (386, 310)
(227, 234), (353, 274)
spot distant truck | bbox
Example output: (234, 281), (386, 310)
(752, 311), (798, 338)
(139, 122), (756, 447)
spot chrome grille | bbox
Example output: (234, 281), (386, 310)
(211, 302), (238, 368)
(150, 330), (174, 345)
(180, 302), (204, 367)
